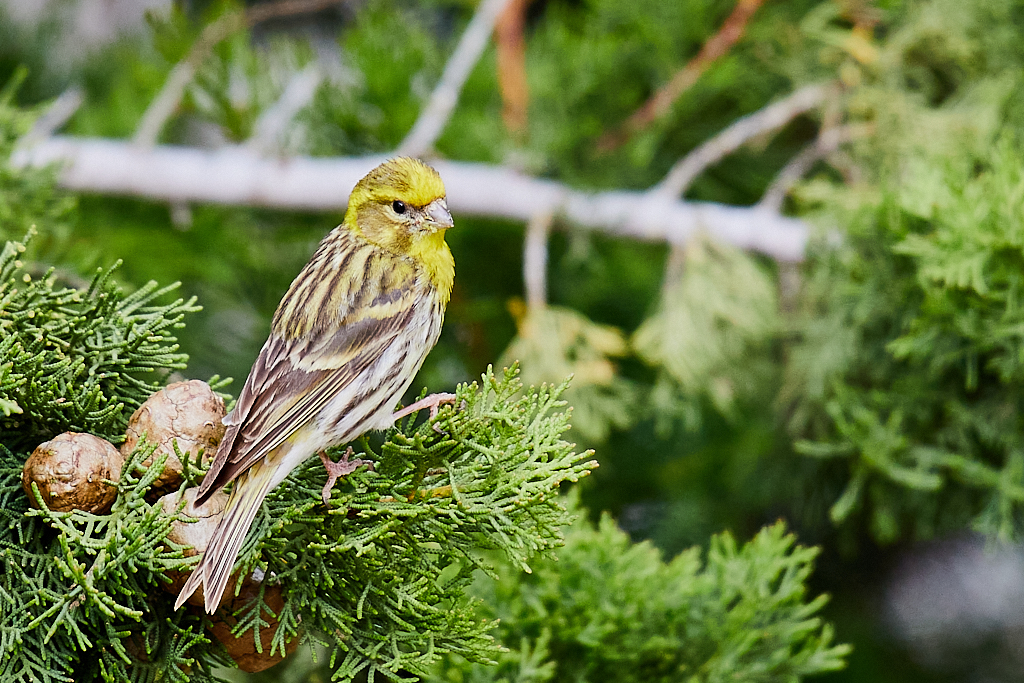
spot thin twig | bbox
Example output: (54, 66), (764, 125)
(397, 0), (515, 157)
(11, 139), (809, 261)
(132, 0), (346, 148)
(652, 82), (833, 199)
(778, 261), (801, 314)
(661, 244), (688, 296)
(132, 12), (244, 147)
(495, 0), (532, 136)
(247, 63), (323, 155)
(757, 123), (872, 212)
(17, 86), (84, 148)
(245, 0), (346, 24)
(524, 211), (554, 311)
(598, 0), (765, 151)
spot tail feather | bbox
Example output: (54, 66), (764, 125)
(174, 466), (276, 613)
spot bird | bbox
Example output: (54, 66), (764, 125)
(175, 157), (456, 614)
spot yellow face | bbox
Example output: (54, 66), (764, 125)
(344, 157), (455, 299)
(345, 157), (452, 252)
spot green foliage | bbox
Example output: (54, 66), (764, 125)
(313, 0), (444, 153)
(0, 444), (221, 683)
(232, 366), (596, 682)
(634, 238), (780, 434)
(430, 509), (849, 683)
(521, 0), (808, 190)
(790, 135), (1024, 542)
(0, 233), (199, 451)
(0, 69), (75, 243)
(782, 0), (1024, 543)
(500, 306), (636, 443)
(0, 275), (596, 683)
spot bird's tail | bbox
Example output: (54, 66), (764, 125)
(174, 465), (276, 613)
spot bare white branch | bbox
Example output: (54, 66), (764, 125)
(247, 63), (323, 155)
(11, 137), (810, 261)
(653, 83), (833, 199)
(17, 87), (84, 148)
(132, 13), (245, 148)
(133, 60), (200, 148)
(524, 211), (554, 310)
(757, 123), (872, 212)
(131, 1), (350, 147)
(397, 0), (515, 158)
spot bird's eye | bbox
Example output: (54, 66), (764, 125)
(392, 200), (406, 214)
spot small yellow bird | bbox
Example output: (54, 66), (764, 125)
(176, 157), (455, 613)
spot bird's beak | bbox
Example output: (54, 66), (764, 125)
(425, 198), (454, 230)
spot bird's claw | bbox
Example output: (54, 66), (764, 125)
(392, 392), (459, 428)
(319, 447), (374, 505)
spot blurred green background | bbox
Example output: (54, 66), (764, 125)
(5, 0), (1024, 680)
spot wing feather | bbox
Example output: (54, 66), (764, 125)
(196, 229), (424, 502)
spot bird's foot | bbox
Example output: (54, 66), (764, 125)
(392, 392), (458, 421)
(319, 447), (373, 505)
(392, 392), (459, 433)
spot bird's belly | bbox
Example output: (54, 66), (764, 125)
(317, 301), (444, 444)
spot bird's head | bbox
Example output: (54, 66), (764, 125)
(344, 157), (454, 298)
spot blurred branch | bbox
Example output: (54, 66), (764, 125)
(653, 83), (834, 199)
(132, 13), (242, 147)
(11, 138), (809, 261)
(524, 211), (553, 310)
(758, 122), (873, 212)
(245, 0), (347, 24)
(132, 0), (346, 148)
(496, 0), (532, 136)
(397, 0), (515, 157)
(18, 87), (84, 148)
(598, 0), (765, 152)
(661, 243), (688, 296)
(247, 63), (323, 155)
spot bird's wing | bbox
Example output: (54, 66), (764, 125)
(197, 233), (423, 501)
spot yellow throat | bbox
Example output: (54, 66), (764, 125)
(410, 230), (455, 306)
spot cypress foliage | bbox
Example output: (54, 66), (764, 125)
(430, 508), (849, 683)
(789, 136), (1024, 542)
(0, 238), (597, 681)
(0, 233), (200, 451)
